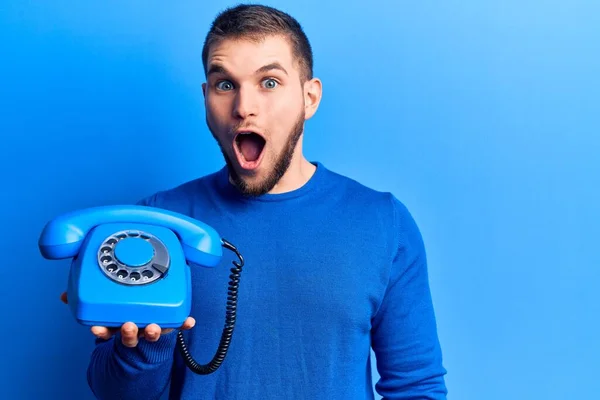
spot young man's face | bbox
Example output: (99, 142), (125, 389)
(203, 34), (319, 196)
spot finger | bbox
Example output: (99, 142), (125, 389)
(90, 326), (116, 340)
(161, 317), (195, 335)
(60, 292), (68, 304)
(181, 317), (196, 330)
(121, 322), (139, 347)
(143, 323), (161, 342)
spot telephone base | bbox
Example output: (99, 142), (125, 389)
(67, 222), (192, 330)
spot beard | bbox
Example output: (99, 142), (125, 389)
(207, 108), (305, 197)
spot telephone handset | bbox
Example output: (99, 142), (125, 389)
(38, 205), (245, 375)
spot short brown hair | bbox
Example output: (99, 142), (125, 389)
(202, 4), (314, 81)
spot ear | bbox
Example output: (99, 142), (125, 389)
(202, 82), (207, 98)
(303, 78), (322, 120)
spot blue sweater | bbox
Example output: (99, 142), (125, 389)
(86, 162), (447, 399)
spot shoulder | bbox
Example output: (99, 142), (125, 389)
(323, 165), (423, 252)
(136, 168), (224, 212)
(323, 166), (410, 220)
(327, 168), (428, 284)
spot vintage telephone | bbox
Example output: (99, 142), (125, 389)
(38, 204), (245, 375)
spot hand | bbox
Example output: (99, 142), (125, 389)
(60, 291), (196, 348)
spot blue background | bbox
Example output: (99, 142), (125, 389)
(1, 1), (598, 399)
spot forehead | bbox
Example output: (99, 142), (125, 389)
(206, 35), (298, 76)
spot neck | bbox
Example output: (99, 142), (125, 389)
(268, 134), (315, 194)
(267, 154), (316, 194)
(274, 133), (317, 193)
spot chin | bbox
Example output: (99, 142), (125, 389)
(229, 161), (279, 197)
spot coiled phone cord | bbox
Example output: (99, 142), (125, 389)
(175, 238), (244, 374)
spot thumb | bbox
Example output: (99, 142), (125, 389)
(60, 292), (68, 304)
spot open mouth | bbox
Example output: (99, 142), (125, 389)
(234, 131), (266, 170)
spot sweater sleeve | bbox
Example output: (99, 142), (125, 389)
(86, 332), (177, 400)
(86, 193), (177, 399)
(371, 196), (448, 399)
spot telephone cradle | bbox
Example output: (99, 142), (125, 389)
(38, 205), (245, 375)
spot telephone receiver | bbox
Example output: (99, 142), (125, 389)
(38, 204), (245, 375)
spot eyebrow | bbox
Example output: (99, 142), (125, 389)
(256, 62), (288, 76)
(207, 62), (288, 77)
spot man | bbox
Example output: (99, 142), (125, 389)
(68, 4), (448, 399)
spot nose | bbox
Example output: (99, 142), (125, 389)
(232, 85), (258, 119)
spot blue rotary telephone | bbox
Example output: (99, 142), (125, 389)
(38, 205), (245, 375)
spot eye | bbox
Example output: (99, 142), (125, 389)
(262, 78), (278, 89)
(216, 80), (234, 91)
